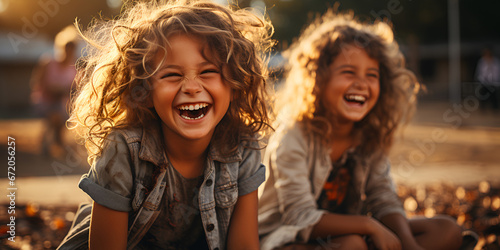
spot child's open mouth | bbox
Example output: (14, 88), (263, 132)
(344, 94), (366, 105)
(177, 103), (210, 120)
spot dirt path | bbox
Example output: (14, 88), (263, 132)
(1, 117), (499, 206)
(390, 124), (500, 187)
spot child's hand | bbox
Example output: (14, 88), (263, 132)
(406, 246), (426, 250)
(368, 218), (402, 250)
(400, 242), (426, 250)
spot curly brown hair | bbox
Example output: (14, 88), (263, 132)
(274, 10), (420, 156)
(69, 0), (275, 161)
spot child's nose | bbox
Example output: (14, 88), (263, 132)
(352, 76), (368, 89)
(181, 77), (203, 94)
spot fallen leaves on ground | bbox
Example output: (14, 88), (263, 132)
(0, 181), (499, 249)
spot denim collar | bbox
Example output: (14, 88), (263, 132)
(208, 142), (243, 163)
(137, 122), (166, 168)
(137, 121), (242, 167)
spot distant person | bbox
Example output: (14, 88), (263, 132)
(258, 9), (464, 250)
(475, 47), (500, 110)
(30, 25), (79, 158)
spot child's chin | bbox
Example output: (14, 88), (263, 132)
(180, 128), (213, 140)
(346, 113), (368, 122)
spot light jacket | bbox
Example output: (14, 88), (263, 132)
(258, 123), (405, 250)
(58, 122), (265, 250)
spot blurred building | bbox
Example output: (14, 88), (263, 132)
(0, 0), (121, 118)
(1, 0), (499, 118)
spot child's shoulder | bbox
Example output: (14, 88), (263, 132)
(103, 126), (144, 145)
(97, 126), (148, 156)
(266, 122), (309, 153)
(95, 125), (164, 166)
(278, 121), (310, 143)
(110, 126), (143, 140)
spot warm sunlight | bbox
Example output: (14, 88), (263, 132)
(0, 0), (8, 13)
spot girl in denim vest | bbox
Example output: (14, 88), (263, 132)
(59, 1), (274, 249)
(258, 9), (463, 250)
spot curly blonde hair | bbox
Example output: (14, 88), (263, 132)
(70, 0), (274, 161)
(274, 10), (420, 156)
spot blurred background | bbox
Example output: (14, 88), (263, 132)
(0, 0), (499, 249)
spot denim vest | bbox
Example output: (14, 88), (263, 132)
(58, 122), (265, 250)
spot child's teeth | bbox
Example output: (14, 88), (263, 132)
(346, 95), (366, 102)
(181, 113), (205, 120)
(178, 103), (208, 111)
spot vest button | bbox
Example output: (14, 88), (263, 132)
(361, 193), (366, 201)
(207, 223), (215, 232)
(206, 179), (213, 186)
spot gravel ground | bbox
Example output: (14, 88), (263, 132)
(0, 182), (499, 249)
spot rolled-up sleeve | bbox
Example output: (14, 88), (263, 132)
(238, 143), (266, 196)
(79, 132), (134, 212)
(271, 129), (325, 242)
(363, 158), (406, 219)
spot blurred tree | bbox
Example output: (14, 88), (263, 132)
(0, 0), (121, 38)
(236, 0), (500, 49)
(460, 0), (500, 43)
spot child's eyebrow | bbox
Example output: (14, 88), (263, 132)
(160, 61), (216, 70)
(333, 65), (355, 70)
(333, 65), (379, 72)
(161, 64), (182, 70)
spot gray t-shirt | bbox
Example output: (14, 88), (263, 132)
(136, 163), (208, 250)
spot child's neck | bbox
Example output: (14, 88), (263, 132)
(329, 121), (355, 163)
(162, 131), (210, 179)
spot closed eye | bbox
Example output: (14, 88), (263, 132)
(201, 69), (220, 74)
(161, 72), (182, 79)
(199, 68), (221, 80)
(341, 70), (355, 75)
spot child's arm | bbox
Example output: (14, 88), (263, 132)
(310, 213), (401, 250)
(89, 201), (128, 250)
(381, 213), (425, 250)
(227, 190), (260, 250)
(364, 159), (421, 249)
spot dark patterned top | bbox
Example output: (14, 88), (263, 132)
(137, 163), (208, 250)
(317, 158), (353, 213)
